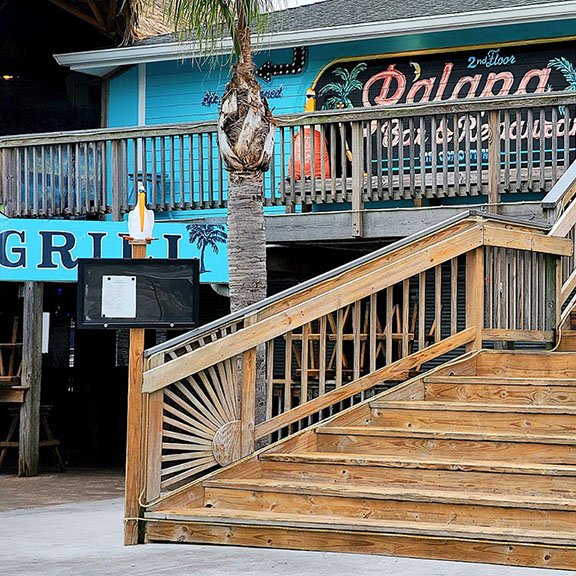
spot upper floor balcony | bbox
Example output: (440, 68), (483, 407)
(1, 92), (576, 239)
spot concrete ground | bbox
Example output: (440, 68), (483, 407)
(1, 469), (575, 576)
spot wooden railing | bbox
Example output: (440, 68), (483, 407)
(137, 211), (571, 505)
(2, 93), (576, 222)
(544, 159), (576, 322)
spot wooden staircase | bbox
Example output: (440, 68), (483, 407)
(144, 350), (576, 569)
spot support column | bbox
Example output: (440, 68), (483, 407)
(19, 281), (43, 477)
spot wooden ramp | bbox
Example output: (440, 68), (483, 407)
(144, 350), (576, 570)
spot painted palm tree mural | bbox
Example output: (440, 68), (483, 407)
(548, 57), (576, 116)
(186, 223), (228, 274)
(319, 62), (367, 109)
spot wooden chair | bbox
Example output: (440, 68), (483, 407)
(0, 405), (65, 472)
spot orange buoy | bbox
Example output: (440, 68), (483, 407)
(289, 126), (331, 180)
(288, 88), (331, 180)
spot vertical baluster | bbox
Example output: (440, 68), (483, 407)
(310, 122), (317, 205)
(266, 340), (274, 421)
(318, 316), (327, 396)
(475, 111), (483, 196)
(319, 124), (327, 203)
(419, 272), (426, 351)
(442, 115), (449, 198)
(159, 136), (167, 209)
(268, 132), (276, 207)
(518, 251), (525, 330)
(464, 114), (471, 194)
(496, 248), (502, 329)
(218, 139), (224, 209)
(526, 252), (532, 331)
(564, 106), (571, 169)
(67, 144), (74, 215)
(58, 145), (65, 215)
(301, 323), (309, 404)
(408, 116), (415, 199)
(178, 134), (185, 209)
(319, 315), (327, 396)
(284, 331), (292, 412)
(397, 119), (404, 200)
(18, 148), (25, 216)
(188, 134), (195, 208)
(279, 126), (286, 204)
(299, 125), (307, 206)
(40, 146), (47, 216)
(364, 120), (373, 201)
(123, 140), (130, 211)
(150, 137), (157, 210)
(417, 116), (426, 202)
(538, 108), (546, 191)
(435, 265), (442, 342)
(49, 146), (56, 216)
(75, 143), (83, 215)
(386, 288), (393, 364)
(335, 308), (344, 388)
(289, 126), (296, 207)
(430, 115), (438, 200)
(198, 133), (205, 209)
(526, 108), (533, 192)
(504, 110), (511, 192)
(207, 132), (214, 208)
(376, 119), (383, 198)
(402, 280), (409, 357)
(386, 119), (394, 201)
(512, 250), (517, 331)
(453, 113), (461, 197)
(551, 106), (558, 184)
(451, 259), (458, 335)
(353, 301), (361, 380)
(486, 247), (493, 329)
(32, 147), (38, 216)
(329, 124), (336, 203)
(369, 293), (377, 372)
(339, 123), (347, 202)
(169, 136), (176, 211)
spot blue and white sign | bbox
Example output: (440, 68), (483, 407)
(0, 219), (228, 283)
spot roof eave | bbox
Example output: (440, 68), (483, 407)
(54, 1), (576, 77)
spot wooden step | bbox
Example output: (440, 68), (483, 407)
(202, 477), (576, 532)
(423, 376), (576, 404)
(144, 507), (576, 569)
(315, 426), (576, 464)
(557, 330), (576, 351)
(260, 452), (576, 497)
(475, 351), (576, 378)
(370, 401), (576, 434)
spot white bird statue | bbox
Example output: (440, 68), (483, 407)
(128, 182), (155, 240)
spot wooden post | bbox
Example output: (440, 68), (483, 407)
(351, 122), (364, 237)
(19, 281), (43, 477)
(466, 247), (484, 351)
(487, 110), (501, 213)
(124, 241), (147, 546)
(111, 140), (124, 222)
(144, 352), (164, 503)
(240, 347), (257, 457)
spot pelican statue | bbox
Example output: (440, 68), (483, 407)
(128, 182), (155, 240)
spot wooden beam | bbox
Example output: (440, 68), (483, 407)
(0, 386), (27, 403)
(240, 348), (257, 457)
(47, 0), (112, 36)
(18, 282), (43, 477)
(483, 226), (573, 256)
(482, 329), (555, 342)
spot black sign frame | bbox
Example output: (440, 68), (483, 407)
(77, 258), (200, 329)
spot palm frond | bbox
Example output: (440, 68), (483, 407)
(319, 82), (346, 96)
(549, 57), (576, 87)
(148, 0), (273, 59)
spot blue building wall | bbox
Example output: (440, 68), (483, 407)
(105, 19), (576, 127)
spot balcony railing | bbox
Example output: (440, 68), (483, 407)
(1, 93), (576, 230)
